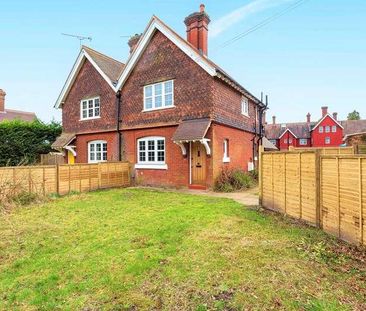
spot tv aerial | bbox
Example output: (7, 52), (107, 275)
(62, 33), (92, 46)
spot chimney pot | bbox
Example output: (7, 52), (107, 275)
(272, 116), (276, 125)
(0, 89), (6, 112)
(321, 106), (328, 117)
(333, 112), (338, 120)
(306, 113), (311, 123)
(184, 4), (210, 56)
(128, 33), (142, 54)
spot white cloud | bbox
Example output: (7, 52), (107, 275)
(210, 0), (294, 38)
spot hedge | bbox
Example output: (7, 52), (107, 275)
(0, 119), (62, 166)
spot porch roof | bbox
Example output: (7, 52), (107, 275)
(51, 132), (76, 149)
(172, 118), (211, 142)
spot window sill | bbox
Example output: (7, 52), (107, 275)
(135, 163), (168, 170)
(142, 105), (175, 113)
(79, 116), (101, 121)
(241, 113), (250, 118)
(223, 157), (230, 163)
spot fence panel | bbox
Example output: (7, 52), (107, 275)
(0, 162), (130, 199)
(260, 148), (366, 246)
(289, 146), (355, 155)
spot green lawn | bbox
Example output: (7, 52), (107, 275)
(0, 189), (365, 310)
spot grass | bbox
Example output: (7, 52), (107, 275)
(0, 188), (365, 310)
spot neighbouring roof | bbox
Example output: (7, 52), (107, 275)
(0, 109), (36, 122)
(172, 118), (211, 141)
(51, 132), (76, 149)
(341, 120), (366, 136)
(265, 122), (313, 140)
(262, 137), (278, 150)
(266, 117), (366, 140)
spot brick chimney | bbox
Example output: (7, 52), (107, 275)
(128, 33), (142, 54)
(0, 89), (5, 112)
(321, 106), (328, 117)
(184, 4), (211, 56)
(306, 113), (311, 123)
(272, 116), (276, 125)
(333, 112), (338, 120)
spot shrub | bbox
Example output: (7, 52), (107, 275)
(214, 167), (256, 192)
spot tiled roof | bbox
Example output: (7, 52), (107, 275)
(172, 118), (211, 141)
(51, 132), (76, 149)
(0, 109), (36, 122)
(341, 120), (366, 136)
(82, 46), (125, 83)
(266, 119), (366, 139)
(265, 122), (314, 139)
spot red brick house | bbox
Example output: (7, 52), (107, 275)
(0, 89), (36, 122)
(53, 5), (266, 188)
(266, 107), (366, 150)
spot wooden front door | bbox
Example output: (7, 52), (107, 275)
(191, 142), (207, 185)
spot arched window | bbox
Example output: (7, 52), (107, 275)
(88, 140), (107, 163)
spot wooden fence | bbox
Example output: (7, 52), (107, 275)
(289, 146), (355, 155)
(0, 162), (130, 197)
(260, 149), (366, 246)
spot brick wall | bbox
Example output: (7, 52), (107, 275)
(211, 123), (255, 180)
(212, 78), (258, 133)
(74, 132), (119, 163)
(63, 59), (117, 134)
(121, 126), (191, 187)
(120, 30), (214, 130)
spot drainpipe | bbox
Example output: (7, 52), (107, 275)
(116, 90), (122, 161)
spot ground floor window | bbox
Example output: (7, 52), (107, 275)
(223, 139), (230, 162)
(299, 139), (307, 145)
(136, 137), (167, 169)
(88, 140), (107, 163)
(325, 137), (331, 145)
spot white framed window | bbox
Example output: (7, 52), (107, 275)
(135, 137), (167, 170)
(325, 126), (330, 133)
(325, 137), (331, 145)
(80, 97), (100, 120)
(284, 138), (288, 144)
(143, 80), (174, 111)
(289, 138), (293, 144)
(223, 139), (230, 163)
(299, 139), (307, 145)
(269, 139), (277, 145)
(332, 126), (337, 133)
(88, 140), (107, 163)
(319, 126), (324, 133)
(241, 97), (249, 116)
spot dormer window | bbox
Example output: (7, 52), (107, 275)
(241, 97), (249, 116)
(80, 97), (100, 120)
(143, 80), (174, 111)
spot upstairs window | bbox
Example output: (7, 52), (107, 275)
(223, 139), (230, 163)
(284, 138), (288, 144)
(144, 80), (174, 111)
(289, 138), (293, 144)
(88, 140), (107, 163)
(332, 125), (337, 133)
(299, 139), (307, 145)
(325, 126), (330, 133)
(241, 97), (249, 116)
(325, 137), (331, 145)
(319, 126), (324, 133)
(81, 97), (100, 120)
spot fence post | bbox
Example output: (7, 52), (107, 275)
(56, 165), (60, 195)
(284, 153), (287, 215)
(336, 157), (341, 238)
(271, 153), (274, 210)
(315, 150), (321, 228)
(299, 153), (302, 220)
(98, 163), (102, 189)
(359, 158), (363, 244)
(258, 145), (264, 206)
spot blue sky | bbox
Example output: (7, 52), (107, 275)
(1, 0), (365, 123)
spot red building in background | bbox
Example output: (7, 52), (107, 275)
(265, 107), (366, 150)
